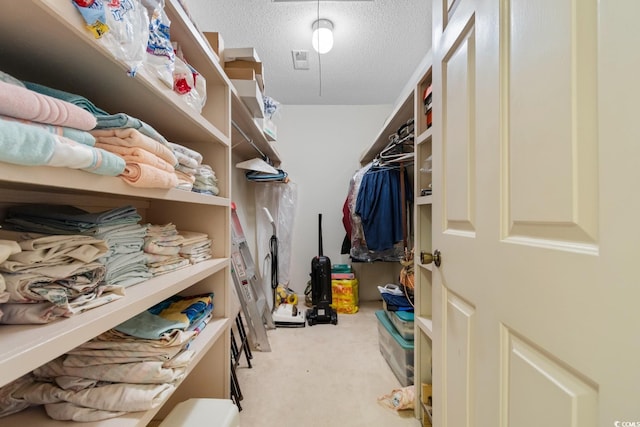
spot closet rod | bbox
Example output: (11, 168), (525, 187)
(232, 120), (267, 160)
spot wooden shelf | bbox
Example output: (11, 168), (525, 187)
(0, 2), (229, 147)
(417, 195), (434, 206)
(418, 261), (434, 272)
(413, 54), (434, 421)
(416, 128), (433, 146)
(230, 90), (281, 165)
(0, 259), (228, 388)
(0, 316), (230, 427)
(0, 1), (233, 423)
(416, 315), (433, 339)
(0, 163), (229, 207)
(168, 0), (282, 165)
(359, 90), (414, 165)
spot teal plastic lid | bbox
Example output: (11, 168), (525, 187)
(394, 310), (414, 322)
(332, 264), (352, 272)
(375, 310), (414, 349)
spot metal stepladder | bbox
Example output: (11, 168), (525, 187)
(230, 203), (274, 352)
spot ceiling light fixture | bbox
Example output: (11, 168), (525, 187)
(311, 18), (334, 54)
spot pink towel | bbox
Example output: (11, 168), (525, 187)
(120, 162), (179, 189)
(91, 128), (178, 167)
(95, 142), (176, 173)
(0, 80), (96, 131)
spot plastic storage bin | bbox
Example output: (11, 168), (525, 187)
(375, 310), (414, 386)
(386, 309), (414, 340)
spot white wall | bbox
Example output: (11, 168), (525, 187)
(268, 104), (393, 297)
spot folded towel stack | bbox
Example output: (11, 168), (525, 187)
(143, 223), (189, 276)
(91, 128), (179, 189)
(178, 230), (212, 264)
(0, 71), (125, 176)
(167, 142), (203, 191)
(193, 164), (220, 196)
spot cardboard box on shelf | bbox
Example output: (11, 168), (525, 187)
(421, 401), (433, 427)
(225, 59), (263, 75)
(224, 47), (261, 62)
(231, 79), (264, 118)
(421, 383), (433, 426)
(225, 68), (255, 81)
(421, 383), (432, 404)
(202, 32), (224, 65)
(225, 60), (264, 93)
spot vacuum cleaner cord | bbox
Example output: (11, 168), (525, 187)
(270, 233), (278, 305)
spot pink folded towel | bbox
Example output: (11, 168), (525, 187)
(91, 128), (178, 167)
(95, 142), (176, 173)
(120, 162), (179, 189)
(0, 80), (96, 131)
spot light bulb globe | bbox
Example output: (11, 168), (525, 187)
(311, 19), (334, 54)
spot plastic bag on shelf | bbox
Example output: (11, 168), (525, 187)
(173, 42), (207, 112)
(141, 0), (175, 88)
(73, 0), (150, 76)
(262, 95), (281, 120)
(72, 0), (110, 37)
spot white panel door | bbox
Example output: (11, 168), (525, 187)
(431, 0), (640, 426)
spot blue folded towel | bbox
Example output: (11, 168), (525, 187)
(0, 118), (125, 176)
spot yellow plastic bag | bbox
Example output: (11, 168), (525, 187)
(330, 279), (359, 314)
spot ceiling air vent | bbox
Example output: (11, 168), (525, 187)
(292, 50), (310, 70)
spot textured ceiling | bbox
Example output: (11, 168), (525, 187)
(184, 0), (432, 105)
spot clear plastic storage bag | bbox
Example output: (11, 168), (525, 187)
(73, 0), (150, 76)
(141, 0), (175, 88)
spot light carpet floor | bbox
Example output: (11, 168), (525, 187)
(233, 300), (421, 427)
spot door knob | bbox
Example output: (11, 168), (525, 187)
(420, 250), (441, 267)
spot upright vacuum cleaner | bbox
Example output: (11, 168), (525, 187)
(306, 213), (338, 326)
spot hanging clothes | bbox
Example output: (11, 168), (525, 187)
(355, 165), (413, 252)
(340, 197), (351, 255)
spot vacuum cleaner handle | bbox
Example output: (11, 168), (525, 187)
(318, 213), (323, 257)
(263, 207), (276, 235)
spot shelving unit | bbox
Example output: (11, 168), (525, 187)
(230, 89), (281, 165)
(359, 48), (434, 423)
(359, 91), (414, 165)
(413, 64), (434, 422)
(0, 1), (233, 425)
(353, 83), (415, 293)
